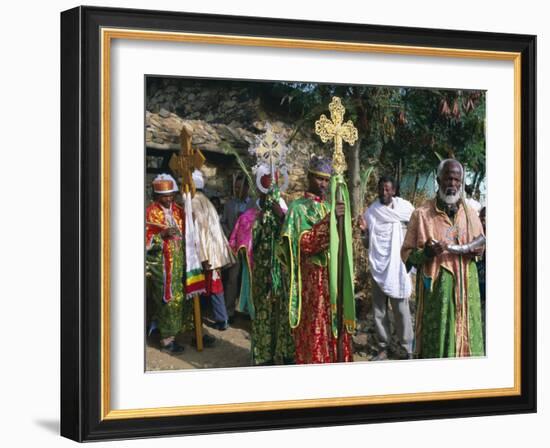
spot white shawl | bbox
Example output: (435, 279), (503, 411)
(183, 191), (206, 297)
(191, 191), (236, 270)
(365, 197), (414, 299)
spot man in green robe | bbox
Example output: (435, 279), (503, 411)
(401, 159), (485, 358)
(229, 174), (295, 365)
(146, 174), (194, 354)
(279, 155), (355, 364)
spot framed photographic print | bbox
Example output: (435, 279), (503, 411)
(60, 5), (536, 442)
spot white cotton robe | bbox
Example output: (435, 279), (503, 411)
(364, 197), (414, 299)
(191, 191), (236, 270)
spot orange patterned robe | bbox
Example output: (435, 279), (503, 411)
(401, 198), (484, 358)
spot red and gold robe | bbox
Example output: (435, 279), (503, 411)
(280, 192), (352, 364)
(146, 202), (185, 303)
(146, 201), (193, 338)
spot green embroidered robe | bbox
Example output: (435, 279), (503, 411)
(401, 198), (485, 358)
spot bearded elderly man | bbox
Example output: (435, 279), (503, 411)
(401, 159), (485, 359)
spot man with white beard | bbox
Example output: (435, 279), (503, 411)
(401, 159), (485, 359)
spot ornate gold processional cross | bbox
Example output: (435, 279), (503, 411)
(314, 96), (358, 362)
(314, 96), (358, 175)
(169, 126), (206, 195)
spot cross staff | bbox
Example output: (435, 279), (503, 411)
(169, 126), (206, 351)
(169, 126), (206, 197)
(315, 96), (358, 362)
(315, 96), (358, 175)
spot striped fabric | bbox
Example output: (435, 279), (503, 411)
(183, 191), (206, 297)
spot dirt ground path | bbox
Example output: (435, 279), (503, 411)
(146, 314), (253, 371)
(145, 301), (416, 371)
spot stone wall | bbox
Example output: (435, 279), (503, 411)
(146, 78), (332, 200)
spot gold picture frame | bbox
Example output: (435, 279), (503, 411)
(61, 5), (536, 441)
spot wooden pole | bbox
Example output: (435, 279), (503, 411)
(193, 294), (203, 351)
(184, 183), (203, 352)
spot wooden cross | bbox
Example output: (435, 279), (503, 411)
(169, 126), (206, 195)
(314, 96), (358, 175)
(169, 125), (206, 351)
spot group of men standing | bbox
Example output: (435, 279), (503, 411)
(146, 156), (486, 365)
(362, 158), (485, 361)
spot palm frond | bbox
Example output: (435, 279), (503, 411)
(219, 142), (258, 199)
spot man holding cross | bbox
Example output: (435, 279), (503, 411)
(279, 97), (357, 364)
(279, 155), (353, 364)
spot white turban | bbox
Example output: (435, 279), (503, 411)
(192, 169), (205, 190)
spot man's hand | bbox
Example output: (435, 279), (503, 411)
(470, 246), (485, 257)
(272, 202), (285, 219)
(160, 227), (178, 239)
(358, 215), (367, 231)
(425, 239), (446, 257)
(202, 261), (212, 272)
(334, 201), (346, 218)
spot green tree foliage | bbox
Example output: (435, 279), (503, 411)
(262, 82), (486, 208)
